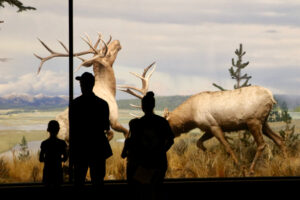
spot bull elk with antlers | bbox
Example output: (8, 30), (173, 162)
(121, 69), (287, 173)
(35, 33), (130, 140)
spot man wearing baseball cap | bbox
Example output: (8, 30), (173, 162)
(69, 72), (112, 191)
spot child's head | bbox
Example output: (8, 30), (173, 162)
(47, 120), (60, 137)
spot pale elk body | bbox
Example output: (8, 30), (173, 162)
(121, 73), (287, 173)
(35, 34), (129, 141)
(165, 85), (287, 172)
(91, 40), (129, 137)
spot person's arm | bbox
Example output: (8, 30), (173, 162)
(164, 120), (175, 151)
(62, 141), (68, 162)
(39, 143), (45, 162)
(121, 132), (131, 158)
(68, 101), (74, 164)
(121, 119), (136, 158)
(104, 101), (110, 131)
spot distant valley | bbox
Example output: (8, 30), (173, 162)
(1, 93), (300, 111)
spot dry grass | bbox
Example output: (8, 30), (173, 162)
(105, 141), (127, 180)
(1, 133), (300, 183)
(166, 133), (300, 178)
(0, 150), (43, 183)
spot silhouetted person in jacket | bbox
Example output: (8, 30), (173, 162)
(122, 91), (174, 200)
(69, 72), (112, 190)
(40, 120), (68, 188)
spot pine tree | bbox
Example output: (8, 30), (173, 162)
(213, 43), (251, 90)
(212, 43), (253, 146)
(18, 136), (30, 161)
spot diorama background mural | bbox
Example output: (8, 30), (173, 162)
(1, 0), (300, 183)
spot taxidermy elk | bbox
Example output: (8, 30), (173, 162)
(35, 33), (133, 140)
(120, 70), (287, 173)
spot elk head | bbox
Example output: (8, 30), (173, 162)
(34, 33), (128, 139)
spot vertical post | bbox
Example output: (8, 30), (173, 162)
(68, 0), (74, 183)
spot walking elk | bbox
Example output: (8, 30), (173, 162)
(120, 69), (287, 173)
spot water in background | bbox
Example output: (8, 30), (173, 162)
(289, 112), (300, 120)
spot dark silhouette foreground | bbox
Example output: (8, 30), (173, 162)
(122, 91), (174, 200)
(39, 120), (68, 188)
(69, 72), (112, 190)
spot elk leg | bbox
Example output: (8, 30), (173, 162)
(210, 126), (239, 166)
(197, 131), (213, 151)
(262, 122), (287, 157)
(110, 120), (130, 138)
(247, 120), (266, 173)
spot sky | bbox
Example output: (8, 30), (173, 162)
(0, 0), (300, 99)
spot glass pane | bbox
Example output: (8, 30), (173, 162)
(73, 0), (300, 180)
(0, 1), (68, 183)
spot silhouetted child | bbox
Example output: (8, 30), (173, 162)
(39, 120), (68, 187)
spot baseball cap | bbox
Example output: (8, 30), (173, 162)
(75, 72), (95, 83)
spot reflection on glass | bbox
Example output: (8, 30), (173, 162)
(1, 0), (300, 184)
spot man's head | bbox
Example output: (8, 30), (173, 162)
(76, 72), (95, 94)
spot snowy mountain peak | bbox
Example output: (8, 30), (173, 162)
(0, 93), (68, 109)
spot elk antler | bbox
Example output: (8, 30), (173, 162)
(118, 62), (156, 99)
(118, 62), (156, 117)
(34, 33), (110, 74)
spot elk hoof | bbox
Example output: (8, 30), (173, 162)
(241, 165), (250, 177)
(249, 170), (255, 176)
(197, 140), (207, 151)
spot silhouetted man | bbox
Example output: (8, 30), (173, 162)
(69, 72), (112, 190)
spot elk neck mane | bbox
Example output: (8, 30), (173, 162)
(93, 62), (116, 96)
(167, 97), (198, 137)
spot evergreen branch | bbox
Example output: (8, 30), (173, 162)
(231, 58), (236, 66)
(240, 73), (251, 80)
(239, 44), (243, 54)
(212, 83), (227, 91)
(235, 49), (239, 56)
(228, 67), (235, 77)
(241, 79), (251, 87)
(240, 62), (249, 68)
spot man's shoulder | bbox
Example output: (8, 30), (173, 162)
(72, 95), (83, 104)
(72, 94), (108, 105)
(95, 96), (108, 104)
(93, 95), (109, 108)
(154, 114), (167, 121)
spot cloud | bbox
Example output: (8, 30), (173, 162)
(0, 70), (68, 96)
